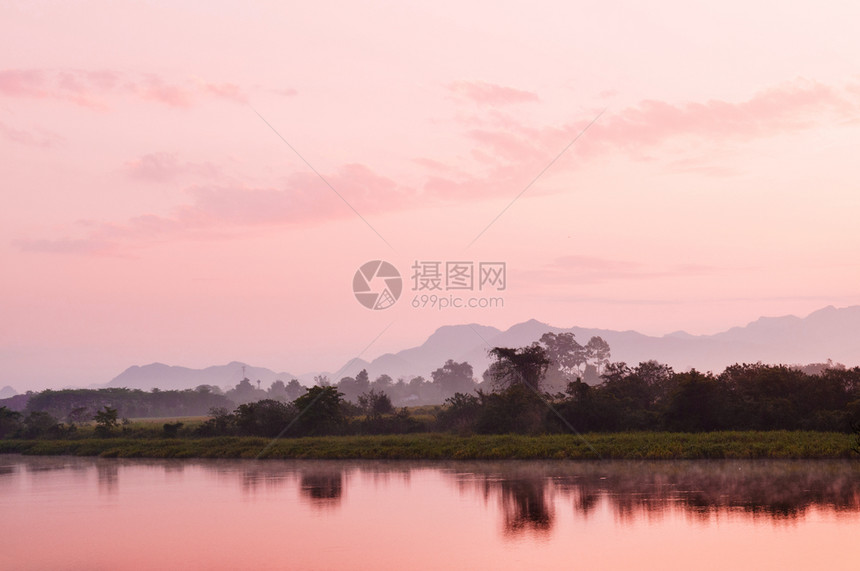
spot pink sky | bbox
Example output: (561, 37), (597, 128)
(3, 1), (860, 390)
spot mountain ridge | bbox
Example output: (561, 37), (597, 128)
(103, 305), (860, 391)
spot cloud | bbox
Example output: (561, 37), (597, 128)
(427, 78), (860, 196)
(133, 75), (193, 108)
(0, 68), (250, 109)
(199, 81), (247, 103)
(15, 78), (860, 256)
(0, 69), (47, 97)
(449, 81), (539, 106)
(271, 87), (298, 97)
(0, 69), (106, 108)
(124, 152), (219, 182)
(13, 237), (119, 256)
(588, 80), (854, 152)
(16, 163), (411, 255)
(453, 80), (857, 164)
(0, 120), (63, 148)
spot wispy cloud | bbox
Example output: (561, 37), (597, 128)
(0, 120), (63, 148)
(0, 69), (252, 109)
(449, 81), (539, 106)
(477, 79), (856, 163)
(124, 152), (220, 182)
(270, 87), (298, 97)
(15, 162), (410, 255)
(15, 79), (860, 256)
(13, 237), (120, 256)
(427, 78), (860, 191)
(197, 80), (248, 103)
(590, 79), (854, 151)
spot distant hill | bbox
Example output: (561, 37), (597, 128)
(106, 361), (296, 391)
(0, 386), (17, 399)
(334, 305), (860, 382)
(103, 305), (860, 391)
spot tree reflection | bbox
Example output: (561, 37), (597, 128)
(450, 459), (860, 531)
(498, 477), (553, 535)
(299, 471), (344, 509)
(240, 468), (291, 493)
(96, 461), (118, 494)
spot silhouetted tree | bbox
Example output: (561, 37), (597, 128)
(94, 406), (119, 436)
(358, 389), (394, 417)
(664, 371), (729, 432)
(22, 411), (65, 439)
(268, 380), (289, 401)
(432, 360), (475, 398)
(373, 374), (393, 390)
(67, 406), (90, 426)
(162, 422), (184, 437)
(0, 406), (22, 438)
(292, 386), (347, 436)
(487, 346), (551, 392)
(585, 336), (611, 374)
(540, 332), (586, 391)
(436, 393), (480, 433)
(233, 399), (297, 437)
(285, 379), (304, 401)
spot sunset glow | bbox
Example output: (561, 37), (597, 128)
(3, 1), (860, 389)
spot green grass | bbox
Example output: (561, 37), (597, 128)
(0, 431), (855, 460)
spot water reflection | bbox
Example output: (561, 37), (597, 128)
(300, 470), (344, 508)
(238, 465), (294, 494)
(97, 461), (119, 494)
(498, 477), (553, 535)
(450, 460), (860, 527)
(2, 455), (859, 570)
(3, 455), (859, 525)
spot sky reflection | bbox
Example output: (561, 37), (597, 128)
(1, 456), (858, 570)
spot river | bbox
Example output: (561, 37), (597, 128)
(1, 455), (857, 570)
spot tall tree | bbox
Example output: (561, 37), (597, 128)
(585, 336), (611, 374)
(539, 332), (587, 391)
(487, 345), (551, 392)
(431, 360), (475, 397)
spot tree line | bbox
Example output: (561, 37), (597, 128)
(3, 332), (860, 439)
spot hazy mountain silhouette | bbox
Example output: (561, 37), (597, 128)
(105, 306), (860, 390)
(340, 305), (860, 383)
(106, 361), (296, 391)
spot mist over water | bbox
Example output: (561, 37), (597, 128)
(1, 456), (857, 570)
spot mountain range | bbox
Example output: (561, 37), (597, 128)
(104, 305), (860, 391)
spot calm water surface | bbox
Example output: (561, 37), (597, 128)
(1, 455), (858, 570)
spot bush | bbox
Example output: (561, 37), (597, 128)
(436, 393), (480, 433)
(358, 389), (394, 417)
(474, 385), (545, 434)
(357, 408), (423, 434)
(94, 406), (119, 437)
(22, 411), (68, 439)
(162, 422), (184, 438)
(291, 386), (347, 436)
(195, 407), (236, 436)
(0, 406), (23, 439)
(234, 399), (298, 437)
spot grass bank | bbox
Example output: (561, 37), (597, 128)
(1, 431), (856, 460)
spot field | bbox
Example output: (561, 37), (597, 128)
(1, 431), (856, 460)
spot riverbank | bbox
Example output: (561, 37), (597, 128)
(1, 431), (856, 460)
